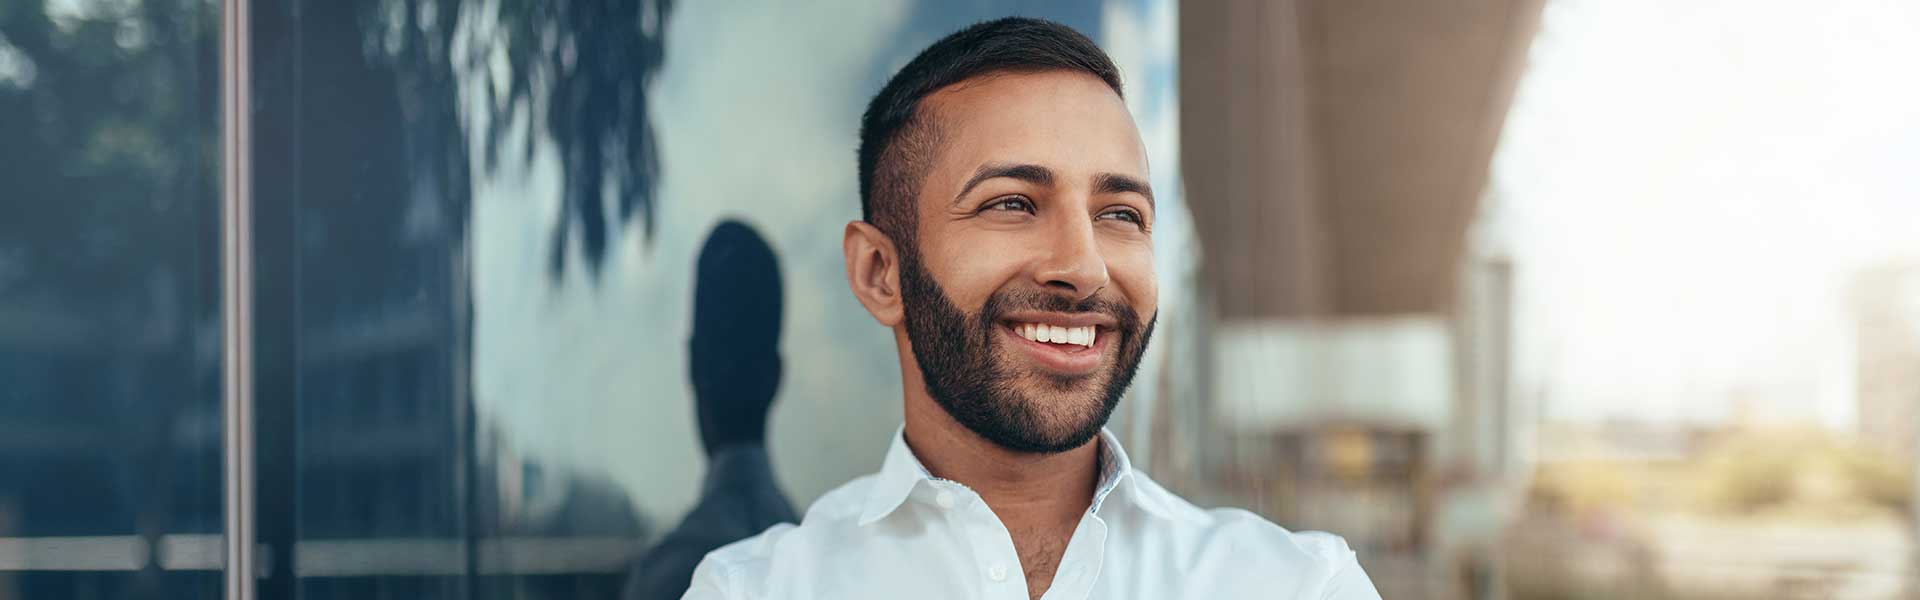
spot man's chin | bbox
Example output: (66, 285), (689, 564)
(935, 382), (1115, 454)
(995, 394), (1114, 452)
(975, 423), (1101, 455)
(1033, 370), (1105, 394)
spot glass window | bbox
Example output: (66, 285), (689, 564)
(0, 0), (225, 597)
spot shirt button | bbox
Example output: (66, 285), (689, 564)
(987, 563), (1009, 582)
(935, 491), (957, 509)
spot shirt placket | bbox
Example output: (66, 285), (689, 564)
(928, 479), (1029, 600)
(1039, 512), (1108, 600)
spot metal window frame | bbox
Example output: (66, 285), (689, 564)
(221, 0), (255, 597)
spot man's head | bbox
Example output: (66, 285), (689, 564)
(845, 17), (1158, 455)
(691, 220), (784, 456)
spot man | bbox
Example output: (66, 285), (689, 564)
(627, 221), (799, 600)
(685, 17), (1380, 599)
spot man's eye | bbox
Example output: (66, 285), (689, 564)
(983, 197), (1034, 214)
(1099, 209), (1144, 225)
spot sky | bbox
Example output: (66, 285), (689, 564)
(1487, 0), (1920, 428)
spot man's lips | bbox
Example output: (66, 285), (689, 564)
(996, 313), (1117, 375)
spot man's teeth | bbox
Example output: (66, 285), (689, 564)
(1016, 323), (1097, 348)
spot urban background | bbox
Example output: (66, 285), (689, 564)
(1, 0), (1917, 598)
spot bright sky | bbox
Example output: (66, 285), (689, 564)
(1487, 0), (1920, 428)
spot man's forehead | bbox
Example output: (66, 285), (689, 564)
(921, 70), (1149, 181)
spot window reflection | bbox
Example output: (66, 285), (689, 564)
(0, 0), (224, 598)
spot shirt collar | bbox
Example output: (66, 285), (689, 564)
(857, 426), (1176, 526)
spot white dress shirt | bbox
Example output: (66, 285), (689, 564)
(682, 427), (1382, 599)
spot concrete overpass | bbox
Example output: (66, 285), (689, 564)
(1181, 0), (1543, 318)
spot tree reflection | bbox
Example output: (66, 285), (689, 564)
(0, 0), (219, 305)
(477, 0), (673, 280)
(365, 0), (674, 281)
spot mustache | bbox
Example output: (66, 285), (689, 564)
(977, 286), (1141, 331)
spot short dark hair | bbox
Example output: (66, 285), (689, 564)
(857, 17), (1122, 245)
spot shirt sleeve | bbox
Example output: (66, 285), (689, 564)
(1319, 551), (1384, 600)
(679, 556), (737, 600)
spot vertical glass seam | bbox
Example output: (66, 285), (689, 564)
(220, 0), (255, 597)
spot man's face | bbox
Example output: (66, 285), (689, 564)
(899, 70), (1158, 454)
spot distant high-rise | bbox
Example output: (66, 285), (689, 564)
(1850, 263), (1920, 460)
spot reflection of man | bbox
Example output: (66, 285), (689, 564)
(626, 220), (797, 600)
(686, 18), (1380, 600)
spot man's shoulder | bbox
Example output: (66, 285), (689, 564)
(1125, 471), (1362, 573)
(1113, 471), (1378, 597)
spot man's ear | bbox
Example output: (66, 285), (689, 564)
(843, 220), (905, 327)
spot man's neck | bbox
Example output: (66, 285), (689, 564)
(902, 390), (1099, 598)
(902, 410), (1100, 512)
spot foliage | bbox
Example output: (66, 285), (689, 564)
(449, 0), (674, 280)
(0, 0), (219, 304)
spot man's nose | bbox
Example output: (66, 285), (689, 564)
(1032, 216), (1110, 302)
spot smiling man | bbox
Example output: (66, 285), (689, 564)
(683, 17), (1380, 600)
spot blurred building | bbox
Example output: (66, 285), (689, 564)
(1169, 0), (1545, 598)
(1849, 263), (1920, 463)
(0, 247), (224, 597)
(1848, 262), (1920, 548)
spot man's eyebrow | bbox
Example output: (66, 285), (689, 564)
(1093, 172), (1154, 208)
(953, 163), (1055, 204)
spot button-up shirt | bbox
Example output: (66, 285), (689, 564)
(682, 427), (1381, 599)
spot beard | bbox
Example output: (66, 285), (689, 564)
(897, 247), (1156, 454)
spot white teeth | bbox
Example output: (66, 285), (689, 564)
(1014, 322), (1097, 348)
